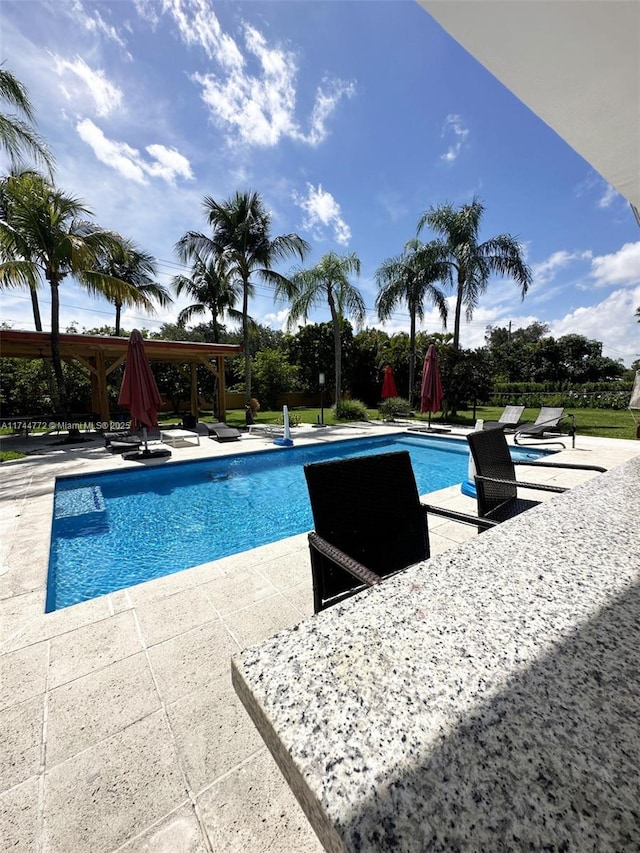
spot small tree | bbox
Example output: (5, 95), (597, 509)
(251, 348), (299, 410)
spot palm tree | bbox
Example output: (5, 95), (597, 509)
(94, 237), (173, 335)
(0, 170), (46, 329)
(183, 190), (309, 406)
(375, 239), (449, 404)
(0, 66), (54, 176)
(0, 171), (135, 416)
(417, 196), (531, 350)
(173, 246), (242, 343)
(278, 252), (365, 406)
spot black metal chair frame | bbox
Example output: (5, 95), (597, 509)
(304, 450), (495, 613)
(467, 427), (605, 524)
(512, 408), (577, 449)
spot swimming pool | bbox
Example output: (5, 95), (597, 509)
(47, 434), (549, 611)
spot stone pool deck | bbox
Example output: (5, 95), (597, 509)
(1, 424), (639, 852)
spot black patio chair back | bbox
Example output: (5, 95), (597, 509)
(467, 426), (606, 524)
(467, 427), (529, 520)
(304, 451), (430, 611)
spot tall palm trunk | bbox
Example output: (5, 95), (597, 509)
(453, 270), (465, 350)
(49, 277), (69, 417)
(327, 286), (342, 406)
(30, 287), (42, 331)
(408, 298), (417, 405)
(115, 301), (122, 336)
(242, 275), (251, 407)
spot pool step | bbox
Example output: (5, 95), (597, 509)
(55, 486), (107, 536)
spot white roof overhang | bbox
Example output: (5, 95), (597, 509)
(417, 0), (640, 216)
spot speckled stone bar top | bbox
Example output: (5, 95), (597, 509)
(232, 457), (640, 852)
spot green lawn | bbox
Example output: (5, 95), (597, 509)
(218, 405), (639, 442)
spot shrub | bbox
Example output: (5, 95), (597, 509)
(334, 398), (368, 421)
(377, 397), (412, 420)
(276, 411), (301, 427)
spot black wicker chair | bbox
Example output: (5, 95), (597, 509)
(467, 427), (605, 524)
(303, 450), (494, 613)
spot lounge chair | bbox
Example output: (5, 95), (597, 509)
(513, 406), (565, 444)
(467, 427), (605, 524)
(205, 422), (241, 442)
(303, 451), (495, 612)
(482, 405), (525, 432)
(105, 429), (143, 453)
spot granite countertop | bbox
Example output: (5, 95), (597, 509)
(232, 457), (640, 852)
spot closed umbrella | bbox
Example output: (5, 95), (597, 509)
(118, 329), (171, 459)
(420, 345), (444, 429)
(381, 365), (398, 399)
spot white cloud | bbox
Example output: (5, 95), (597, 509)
(262, 307), (291, 331)
(294, 184), (351, 246)
(597, 184), (619, 209)
(549, 285), (640, 366)
(76, 119), (194, 185)
(163, 0), (244, 68)
(440, 114), (469, 163)
(590, 241), (640, 287)
(155, 2), (353, 147)
(144, 144), (194, 182)
(531, 249), (593, 285)
(75, 2), (129, 50)
(53, 55), (123, 117)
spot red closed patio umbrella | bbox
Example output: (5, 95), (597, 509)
(118, 329), (171, 459)
(420, 344), (444, 429)
(381, 365), (398, 399)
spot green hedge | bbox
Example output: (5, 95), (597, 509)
(490, 382), (633, 410)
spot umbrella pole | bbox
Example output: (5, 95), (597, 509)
(428, 411), (432, 429)
(142, 426), (149, 453)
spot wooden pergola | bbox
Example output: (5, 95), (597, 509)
(0, 330), (242, 423)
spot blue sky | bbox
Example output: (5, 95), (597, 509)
(1, 0), (639, 365)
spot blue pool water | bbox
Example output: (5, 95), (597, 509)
(47, 434), (548, 610)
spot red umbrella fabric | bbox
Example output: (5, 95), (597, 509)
(420, 345), (444, 426)
(381, 365), (398, 399)
(118, 329), (163, 430)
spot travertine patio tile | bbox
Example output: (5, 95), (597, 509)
(115, 803), (209, 853)
(0, 589), (44, 646)
(48, 609), (143, 689)
(0, 775), (40, 853)
(166, 673), (263, 794)
(0, 695), (44, 791)
(126, 565), (200, 606)
(223, 595), (302, 650)
(431, 518), (483, 544)
(202, 567), (277, 616)
(0, 557), (47, 599)
(46, 652), (159, 766)
(43, 711), (188, 853)
(3, 595), (111, 652)
(108, 588), (133, 613)
(281, 582), (315, 618)
(197, 747), (323, 852)
(147, 620), (237, 705)
(0, 640), (48, 711)
(255, 549), (311, 591)
(135, 586), (218, 647)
